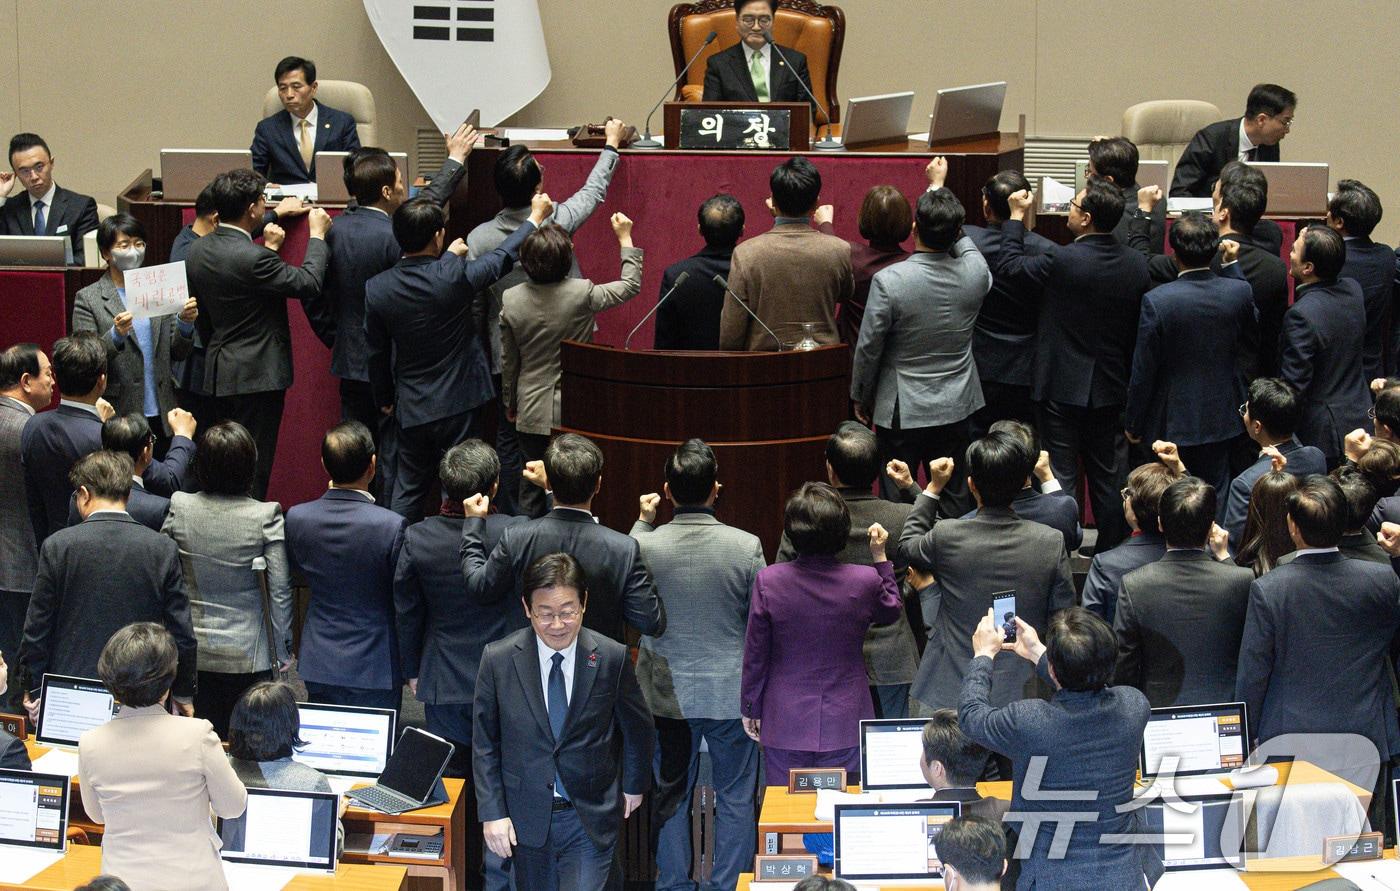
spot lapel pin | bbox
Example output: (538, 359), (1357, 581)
(324, 123), (330, 129)
(587, 652), (599, 668)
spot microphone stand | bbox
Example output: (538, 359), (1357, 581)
(624, 272), (690, 350)
(634, 32), (718, 150)
(762, 29), (842, 151)
(713, 274), (784, 350)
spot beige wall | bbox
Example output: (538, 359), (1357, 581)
(6, 0), (1398, 241)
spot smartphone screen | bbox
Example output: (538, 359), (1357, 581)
(992, 592), (1016, 643)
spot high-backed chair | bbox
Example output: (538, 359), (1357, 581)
(261, 80), (378, 147)
(668, 0), (845, 126)
(1121, 100), (1222, 170)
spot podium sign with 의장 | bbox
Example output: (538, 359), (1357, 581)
(678, 108), (791, 150)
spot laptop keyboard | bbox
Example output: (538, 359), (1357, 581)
(349, 785), (413, 813)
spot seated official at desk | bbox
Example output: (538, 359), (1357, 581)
(251, 55), (361, 185)
(702, 0), (814, 106)
(1170, 83), (1295, 198)
(0, 132), (99, 264)
(936, 816), (1011, 891)
(0, 650), (29, 769)
(229, 681), (333, 793)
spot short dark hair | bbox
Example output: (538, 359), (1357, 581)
(493, 145), (542, 208)
(1246, 377), (1301, 437)
(1126, 461), (1180, 534)
(784, 481), (850, 556)
(74, 878), (133, 891)
(858, 185), (913, 245)
(734, 0), (780, 13)
(523, 552), (587, 607)
(915, 187), (965, 251)
(1286, 475), (1346, 548)
(699, 194), (745, 249)
(1159, 477), (1217, 547)
(8, 132), (49, 163)
(228, 681), (305, 762)
(51, 331), (107, 396)
(665, 438), (717, 506)
(1168, 212), (1219, 267)
(439, 439), (500, 503)
(1331, 466), (1381, 533)
(209, 169), (268, 222)
(982, 170), (1031, 222)
(967, 431), (1034, 508)
(102, 414), (153, 462)
(349, 148), (399, 208)
(1245, 83), (1296, 118)
(96, 213), (147, 255)
(1299, 224), (1346, 281)
(1354, 439), (1400, 499)
(97, 622), (177, 708)
(544, 433), (604, 505)
(792, 879), (856, 891)
(826, 421), (880, 490)
(989, 418), (1038, 455)
(519, 224), (575, 284)
(1087, 136), (1140, 186)
(274, 55), (316, 84)
(321, 421), (375, 484)
(193, 182), (218, 217)
(1218, 162), (1267, 232)
(770, 156), (821, 217)
(70, 450), (134, 502)
(1045, 607), (1117, 692)
(0, 342), (42, 390)
(1376, 387), (1400, 435)
(196, 421), (258, 495)
(1328, 179), (1382, 237)
(1079, 178), (1125, 232)
(921, 709), (991, 787)
(392, 199), (446, 254)
(935, 816), (1007, 885)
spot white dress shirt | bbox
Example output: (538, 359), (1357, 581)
(31, 183), (57, 232)
(1, 395), (35, 416)
(536, 633), (578, 707)
(290, 102), (319, 150)
(217, 222), (253, 240)
(58, 398), (100, 417)
(1293, 547), (1340, 557)
(1237, 118), (1256, 161)
(746, 43), (772, 97)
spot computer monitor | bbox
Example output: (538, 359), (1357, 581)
(927, 82), (1007, 145)
(217, 787), (339, 872)
(840, 92), (916, 148)
(833, 801), (961, 881)
(0, 769), (69, 852)
(35, 674), (116, 749)
(1140, 792), (1245, 871)
(293, 702), (396, 779)
(1074, 159), (1170, 194)
(860, 718), (929, 791)
(315, 151), (409, 204)
(160, 149), (253, 202)
(0, 235), (68, 267)
(1244, 161), (1330, 216)
(1140, 702), (1248, 778)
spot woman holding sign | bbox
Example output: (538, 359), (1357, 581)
(73, 213), (198, 448)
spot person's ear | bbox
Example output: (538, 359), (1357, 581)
(368, 454), (377, 479)
(662, 481), (672, 502)
(1157, 516), (1165, 534)
(521, 596), (532, 621)
(490, 480), (499, 498)
(594, 476), (603, 497)
(381, 184), (394, 204)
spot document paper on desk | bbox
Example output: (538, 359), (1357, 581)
(1151, 869), (1247, 889)
(30, 749), (80, 778)
(1334, 859), (1400, 889)
(222, 861), (319, 891)
(0, 849), (66, 883)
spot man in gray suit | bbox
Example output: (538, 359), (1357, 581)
(467, 120), (626, 516)
(898, 432), (1074, 721)
(852, 172), (992, 514)
(777, 422), (918, 719)
(0, 344), (53, 682)
(630, 439), (763, 891)
(1114, 477), (1252, 707)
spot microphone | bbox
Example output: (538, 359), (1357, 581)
(762, 28), (842, 152)
(713, 274), (783, 351)
(634, 31), (718, 150)
(624, 271), (690, 350)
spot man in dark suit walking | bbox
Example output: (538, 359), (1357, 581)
(702, 1), (813, 108)
(0, 344), (52, 681)
(187, 169), (332, 499)
(250, 56), (361, 186)
(1170, 84), (1295, 197)
(1325, 181), (1393, 382)
(473, 552), (653, 890)
(0, 133), (99, 264)
(1081, 459), (1178, 623)
(654, 195), (744, 351)
(287, 422), (407, 711)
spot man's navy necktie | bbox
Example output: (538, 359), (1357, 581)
(32, 200), (45, 236)
(548, 652), (569, 801)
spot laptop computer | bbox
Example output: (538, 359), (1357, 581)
(314, 151), (408, 204)
(160, 150), (253, 202)
(834, 801), (961, 883)
(1141, 702), (1249, 786)
(839, 92), (915, 149)
(0, 769), (70, 883)
(1140, 792), (1245, 872)
(1244, 161), (1330, 216)
(218, 787), (339, 875)
(0, 235), (69, 266)
(293, 702), (396, 794)
(345, 727), (453, 815)
(927, 82), (1007, 145)
(860, 719), (929, 791)
(32, 674), (117, 776)
(1075, 158), (1170, 194)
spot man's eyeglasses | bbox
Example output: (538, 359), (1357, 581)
(1069, 199), (1084, 213)
(531, 607), (581, 625)
(739, 15), (773, 27)
(15, 162), (47, 178)
(1369, 405), (1378, 420)
(1238, 402), (1249, 418)
(1120, 487), (1133, 501)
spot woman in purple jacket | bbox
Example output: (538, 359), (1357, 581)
(742, 482), (902, 785)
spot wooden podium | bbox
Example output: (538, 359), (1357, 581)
(558, 341), (851, 558)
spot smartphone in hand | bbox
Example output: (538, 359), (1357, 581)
(992, 591), (1017, 643)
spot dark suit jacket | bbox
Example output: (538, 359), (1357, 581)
(363, 220), (533, 427)
(1340, 237), (1396, 382)
(169, 226), (209, 396)
(0, 185), (99, 264)
(67, 481), (169, 532)
(1169, 118), (1281, 198)
(186, 226), (329, 396)
(1236, 551), (1400, 758)
(1222, 438), (1327, 548)
(0, 396), (39, 595)
(461, 508), (666, 644)
(701, 43), (813, 107)
(965, 223), (1055, 389)
(395, 511), (526, 705)
(286, 489), (407, 690)
(250, 101), (361, 185)
(0, 730), (29, 769)
(20, 513), (196, 697)
(1125, 268), (1257, 445)
(654, 246), (733, 351)
(1081, 531), (1167, 624)
(1280, 279), (1371, 460)
(929, 787), (1017, 891)
(1113, 550), (1253, 707)
(995, 221), (1151, 408)
(1110, 185), (1166, 254)
(958, 487), (1083, 555)
(472, 627), (653, 850)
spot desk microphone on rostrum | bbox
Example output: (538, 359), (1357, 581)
(633, 31), (718, 150)
(624, 271), (690, 350)
(762, 28), (841, 152)
(713, 274), (784, 350)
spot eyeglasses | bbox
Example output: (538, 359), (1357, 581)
(15, 162), (47, 178)
(1271, 114), (1294, 128)
(1369, 405), (1378, 420)
(739, 15), (773, 27)
(1120, 487), (1133, 501)
(1069, 199), (1084, 213)
(1238, 402), (1249, 418)
(531, 607), (581, 625)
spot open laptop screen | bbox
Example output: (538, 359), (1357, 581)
(860, 719), (929, 790)
(0, 769), (69, 852)
(218, 788), (338, 871)
(293, 703), (396, 778)
(36, 675), (116, 748)
(1141, 702), (1248, 777)
(1140, 793), (1245, 871)
(834, 801), (961, 881)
